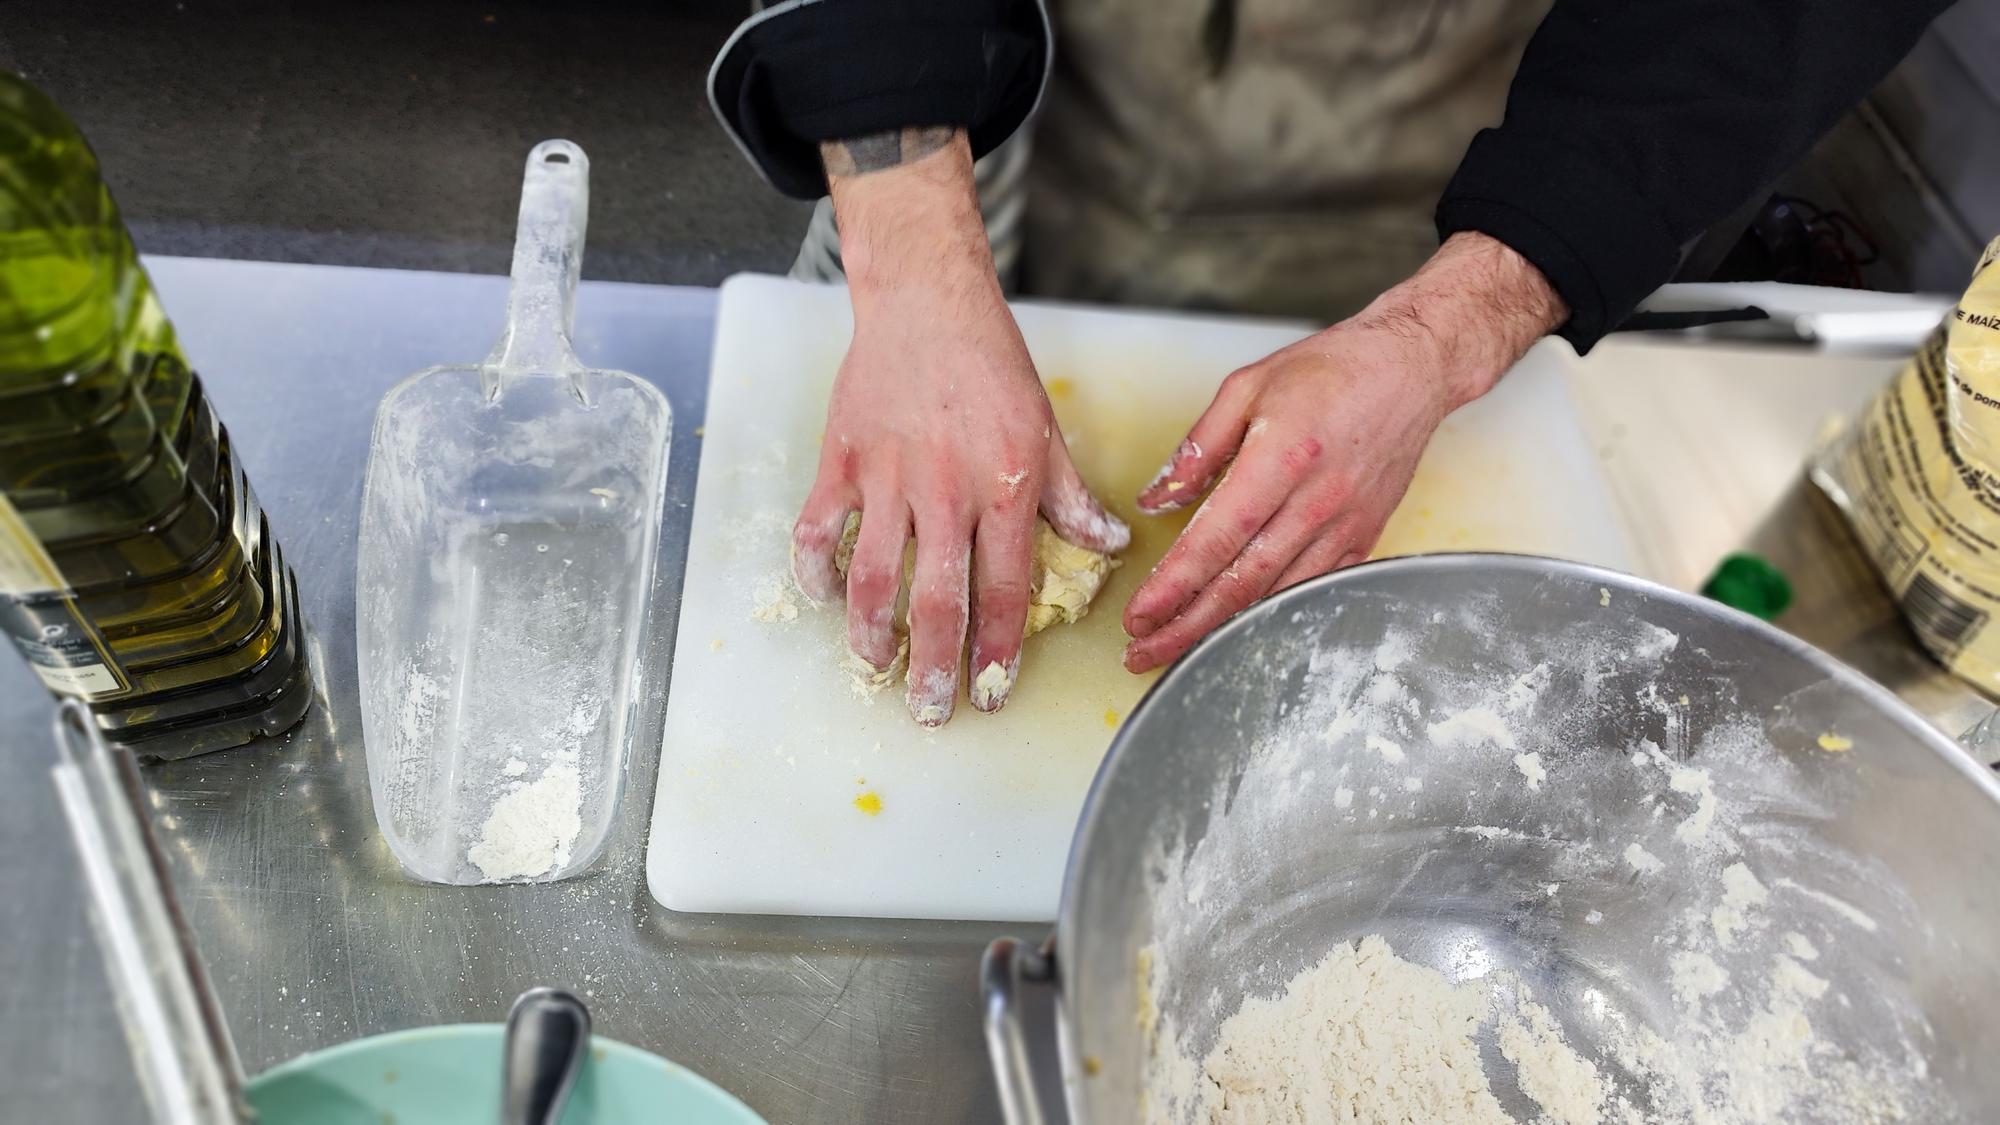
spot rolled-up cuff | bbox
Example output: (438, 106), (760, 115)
(1437, 130), (1683, 353)
(709, 0), (1051, 200)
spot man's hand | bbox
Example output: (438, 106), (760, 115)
(793, 128), (1129, 726)
(1121, 232), (1567, 673)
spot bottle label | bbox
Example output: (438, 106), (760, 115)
(0, 497), (129, 700)
(0, 598), (125, 695)
(0, 495), (63, 597)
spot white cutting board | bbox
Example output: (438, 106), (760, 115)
(646, 273), (1637, 922)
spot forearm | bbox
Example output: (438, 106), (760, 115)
(1354, 232), (1567, 410)
(822, 127), (998, 311)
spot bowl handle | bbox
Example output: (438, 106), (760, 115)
(1957, 709), (2000, 771)
(982, 935), (1058, 1125)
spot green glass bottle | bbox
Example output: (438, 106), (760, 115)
(0, 72), (311, 758)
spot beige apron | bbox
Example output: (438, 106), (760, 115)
(1023, 0), (1552, 320)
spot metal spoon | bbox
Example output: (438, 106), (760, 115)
(502, 987), (592, 1125)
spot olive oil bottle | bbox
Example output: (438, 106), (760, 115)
(1, 73), (311, 758)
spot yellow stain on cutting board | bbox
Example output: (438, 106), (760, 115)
(853, 790), (884, 816)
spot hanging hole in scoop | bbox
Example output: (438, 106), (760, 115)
(544, 152), (571, 164)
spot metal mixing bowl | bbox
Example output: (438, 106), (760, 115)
(986, 555), (2000, 1124)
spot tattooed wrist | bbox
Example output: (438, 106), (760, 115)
(820, 125), (958, 179)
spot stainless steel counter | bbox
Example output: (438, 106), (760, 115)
(3, 258), (1046, 1123)
(3, 258), (1990, 1121)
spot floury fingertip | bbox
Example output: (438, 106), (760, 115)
(907, 665), (957, 727)
(969, 658), (1017, 712)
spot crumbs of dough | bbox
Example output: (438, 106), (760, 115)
(750, 576), (801, 622)
(846, 636), (909, 700)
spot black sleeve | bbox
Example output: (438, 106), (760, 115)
(1436, 0), (1957, 352)
(709, 0), (1051, 200)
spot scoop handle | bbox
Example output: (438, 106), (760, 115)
(486, 139), (590, 382)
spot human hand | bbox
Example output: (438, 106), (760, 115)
(1121, 232), (1567, 673)
(792, 129), (1129, 725)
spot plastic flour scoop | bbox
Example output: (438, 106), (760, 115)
(356, 141), (671, 884)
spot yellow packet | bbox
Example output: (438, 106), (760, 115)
(1813, 236), (2000, 692)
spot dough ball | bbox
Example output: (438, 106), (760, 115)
(1026, 520), (1118, 635)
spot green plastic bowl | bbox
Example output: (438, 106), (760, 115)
(246, 1024), (766, 1124)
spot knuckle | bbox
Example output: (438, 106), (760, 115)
(1195, 535), (1240, 571)
(978, 581), (1031, 617)
(1279, 437), (1325, 478)
(847, 562), (901, 604)
(910, 588), (965, 628)
(1220, 563), (1263, 596)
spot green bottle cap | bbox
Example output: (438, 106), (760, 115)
(1702, 553), (1793, 621)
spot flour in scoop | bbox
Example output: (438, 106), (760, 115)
(468, 750), (583, 881)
